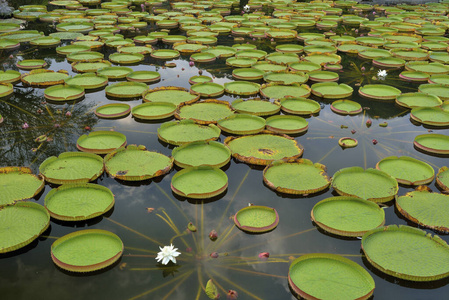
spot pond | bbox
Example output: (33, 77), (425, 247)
(1, 1), (449, 299)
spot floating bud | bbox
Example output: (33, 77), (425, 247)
(210, 252), (219, 258)
(209, 229), (218, 241)
(258, 252), (269, 260)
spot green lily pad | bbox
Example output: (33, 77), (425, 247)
(419, 84), (449, 101)
(97, 66), (133, 79)
(66, 51), (104, 62)
(397, 191), (449, 233)
(399, 71), (430, 82)
(44, 183), (114, 221)
(265, 115), (309, 135)
(202, 46), (236, 58)
(332, 167), (398, 203)
(265, 52), (301, 65)
(280, 97), (321, 115)
(410, 107), (449, 127)
(372, 56), (406, 68)
(362, 225), (449, 281)
(132, 102), (176, 120)
(16, 59), (47, 70)
(95, 103), (131, 119)
(224, 132), (303, 165)
(0, 167), (44, 207)
(39, 152), (104, 185)
(307, 70), (339, 82)
(217, 114), (266, 135)
(30, 36), (61, 47)
(143, 87), (199, 106)
(231, 99), (281, 116)
(252, 61), (288, 72)
(276, 44), (304, 54)
(414, 134), (449, 154)
(226, 57), (258, 68)
(65, 73), (108, 90)
(289, 61), (321, 73)
(395, 92), (442, 109)
(312, 196), (385, 237)
(172, 141), (231, 169)
(330, 100), (362, 115)
(171, 166), (228, 199)
(188, 75), (212, 85)
(44, 84), (85, 102)
(105, 82), (148, 98)
(0, 202), (50, 253)
(359, 48), (391, 59)
(158, 120), (221, 146)
(56, 44), (91, 55)
(429, 74), (449, 85)
(289, 253), (375, 299)
(406, 62), (449, 75)
(263, 159), (330, 195)
(51, 229), (123, 272)
(260, 83), (311, 100)
(0, 70), (20, 84)
(232, 68), (264, 81)
(175, 99), (233, 124)
(376, 156), (435, 185)
(56, 22), (94, 33)
(109, 52), (144, 64)
(0, 39), (19, 50)
(21, 69), (69, 87)
(118, 45), (152, 55)
(263, 71), (308, 85)
(234, 205), (279, 233)
(104, 145), (173, 181)
(76, 131), (127, 154)
(150, 49), (180, 60)
(0, 82), (13, 98)
(190, 52), (216, 63)
(71, 60), (112, 73)
(190, 82), (224, 98)
(311, 82), (353, 99)
(359, 84), (402, 100)
(224, 81), (260, 96)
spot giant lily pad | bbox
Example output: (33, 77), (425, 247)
(224, 81), (260, 96)
(362, 225), (449, 281)
(312, 196), (385, 237)
(217, 114), (266, 135)
(263, 159), (330, 195)
(150, 49), (180, 60)
(0, 202), (50, 253)
(232, 68), (264, 81)
(289, 253), (375, 299)
(0, 82), (13, 98)
(51, 229), (123, 272)
(311, 82), (353, 99)
(410, 107), (449, 127)
(97, 66), (133, 79)
(0, 167), (44, 207)
(175, 100), (233, 124)
(395, 93), (442, 109)
(16, 59), (47, 70)
(39, 152), (104, 185)
(330, 100), (362, 115)
(104, 145), (173, 181)
(397, 191), (449, 233)
(143, 87), (199, 106)
(414, 134), (449, 155)
(375, 156), (434, 186)
(105, 82), (148, 98)
(280, 97), (321, 115)
(190, 82), (224, 98)
(234, 205), (279, 233)
(437, 167), (449, 192)
(76, 131), (127, 154)
(95, 103), (130, 119)
(224, 132), (303, 165)
(359, 84), (402, 100)
(0, 70), (21, 84)
(56, 44), (91, 55)
(260, 83), (311, 99)
(21, 69), (69, 87)
(67, 51), (104, 62)
(263, 71), (308, 85)
(171, 166), (228, 199)
(172, 141), (230, 169)
(109, 52), (144, 64)
(44, 183), (114, 221)
(406, 62), (449, 75)
(332, 167), (398, 202)
(419, 84), (449, 101)
(71, 60), (112, 73)
(126, 71), (160, 83)
(265, 115), (309, 135)
(158, 120), (220, 146)
(44, 84), (85, 102)
(231, 99), (281, 116)
(307, 70), (339, 83)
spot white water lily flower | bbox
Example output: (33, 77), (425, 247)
(377, 69), (387, 79)
(156, 244), (181, 265)
(243, 4), (250, 12)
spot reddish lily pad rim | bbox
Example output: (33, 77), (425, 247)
(280, 97), (321, 115)
(265, 115), (309, 134)
(338, 137), (358, 148)
(0, 167), (45, 206)
(16, 59), (48, 70)
(224, 81), (260, 96)
(331, 99), (362, 115)
(358, 84), (402, 100)
(0, 82), (14, 98)
(437, 166), (449, 192)
(233, 205), (279, 233)
(414, 134), (449, 154)
(51, 229), (123, 273)
(76, 131), (127, 154)
(375, 156), (435, 185)
(95, 103), (131, 119)
(399, 71), (430, 82)
(132, 102), (177, 120)
(410, 107), (449, 127)
(311, 82), (353, 99)
(105, 81), (149, 98)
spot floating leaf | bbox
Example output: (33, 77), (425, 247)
(206, 279), (220, 299)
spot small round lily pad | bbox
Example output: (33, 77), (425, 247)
(171, 166), (228, 199)
(339, 137), (358, 148)
(132, 102), (177, 120)
(76, 131), (127, 154)
(234, 205), (279, 233)
(331, 100), (362, 115)
(265, 115), (309, 134)
(51, 229), (123, 272)
(95, 103), (131, 119)
(280, 97), (321, 115)
(172, 141), (231, 169)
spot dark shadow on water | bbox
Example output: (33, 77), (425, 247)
(262, 181), (330, 199)
(50, 214), (106, 228)
(54, 256), (123, 277)
(172, 189), (228, 204)
(393, 205), (449, 236)
(0, 225), (52, 259)
(313, 221), (361, 241)
(413, 145), (449, 158)
(134, 115), (175, 124)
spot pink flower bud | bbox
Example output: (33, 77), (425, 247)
(351, 130), (356, 134)
(84, 126), (91, 131)
(258, 252), (269, 260)
(366, 119), (372, 127)
(210, 252), (219, 258)
(209, 230), (218, 241)
(361, 66), (365, 72)
(186, 247), (192, 253)
(54, 123), (60, 128)
(372, 139), (378, 145)
(189, 61), (194, 67)
(227, 290), (238, 299)
(65, 111), (72, 117)
(22, 122), (29, 129)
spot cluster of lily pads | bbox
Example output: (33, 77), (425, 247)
(2, 0), (449, 299)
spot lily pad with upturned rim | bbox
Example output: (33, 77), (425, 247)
(188, 76), (212, 85)
(171, 166), (228, 199)
(288, 61), (321, 73)
(234, 205), (279, 233)
(280, 97), (321, 115)
(263, 159), (330, 195)
(339, 137), (358, 148)
(312, 196), (385, 237)
(359, 84), (402, 100)
(217, 114), (266, 135)
(307, 70), (339, 82)
(150, 49), (180, 60)
(44, 84), (85, 102)
(232, 68), (264, 81)
(0, 202), (50, 253)
(56, 44), (91, 55)
(44, 183), (114, 221)
(109, 52), (144, 64)
(21, 69), (69, 87)
(0, 82), (13, 98)
(263, 71), (309, 85)
(418, 84), (449, 101)
(158, 120), (221, 146)
(172, 141), (231, 169)
(396, 191), (449, 233)
(71, 60), (112, 73)
(331, 100), (362, 115)
(260, 83), (311, 100)
(97, 66), (133, 79)
(376, 156), (434, 185)
(362, 225), (449, 281)
(288, 253), (375, 299)
(395, 92), (442, 109)
(95, 103), (130, 119)
(105, 82), (148, 99)
(16, 59), (47, 70)
(437, 167), (449, 192)
(414, 134), (449, 155)
(66, 51), (104, 62)
(104, 145), (173, 181)
(0, 167), (45, 207)
(190, 82), (224, 98)
(39, 152), (104, 185)
(399, 71), (430, 82)
(224, 81), (260, 96)
(311, 82), (353, 99)
(51, 229), (123, 273)
(224, 132), (303, 166)
(0, 70), (21, 84)
(175, 100), (233, 125)
(231, 99), (281, 116)
(265, 115), (309, 135)
(226, 57), (257, 68)
(132, 102), (176, 120)
(126, 71), (160, 83)
(76, 131), (127, 154)
(332, 166), (398, 203)
(143, 86), (199, 106)
(410, 107), (449, 127)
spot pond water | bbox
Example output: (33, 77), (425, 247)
(1, 1), (449, 300)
